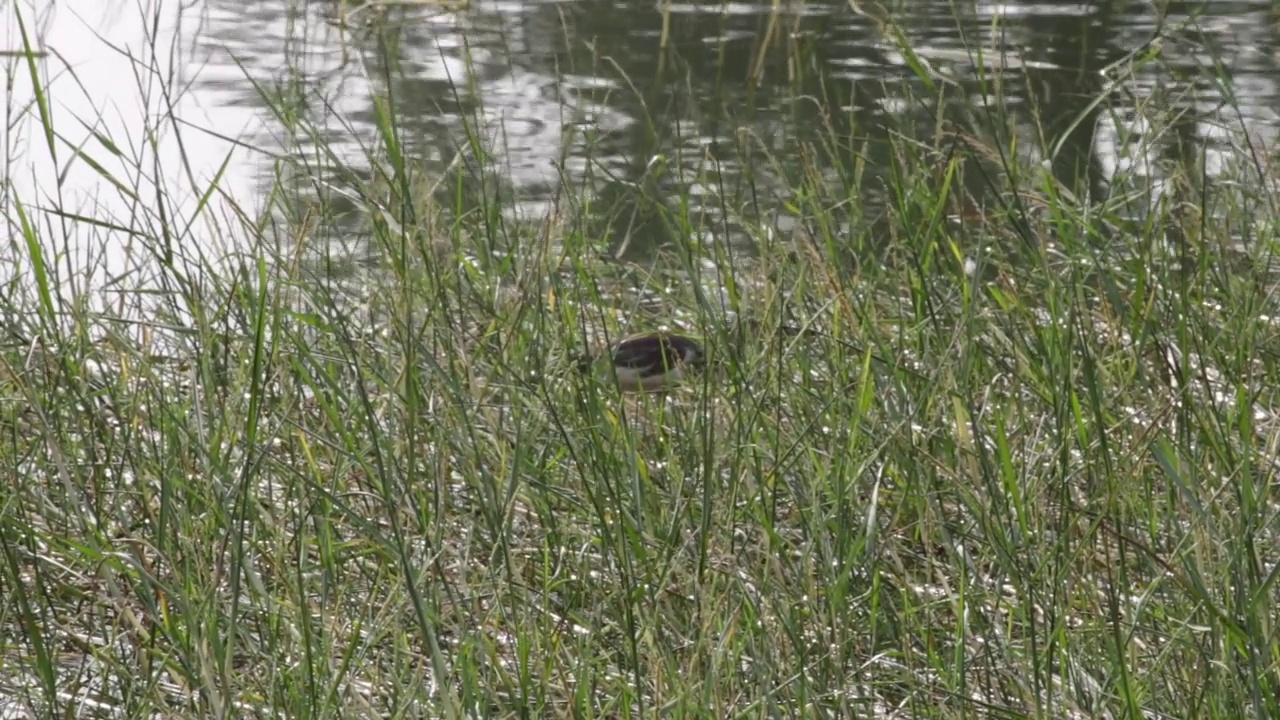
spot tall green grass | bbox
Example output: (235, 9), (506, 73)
(4, 2), (1280, 718)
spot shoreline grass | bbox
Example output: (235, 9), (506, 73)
(5, 2), (1280, 718)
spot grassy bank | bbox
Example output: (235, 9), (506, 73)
(5, 5), (1280, 719)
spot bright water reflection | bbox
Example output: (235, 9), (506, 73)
(2, 0), (1279, 292)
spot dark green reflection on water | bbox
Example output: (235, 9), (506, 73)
(201, 0), (1278, 266)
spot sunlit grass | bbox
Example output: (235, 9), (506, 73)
(4, 1), (1280, 719)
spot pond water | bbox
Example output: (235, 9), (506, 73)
(2, 0), (1277, 289)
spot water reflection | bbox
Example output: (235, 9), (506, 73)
(0, 0), (264, 297)
(4, 0), (1279, 288)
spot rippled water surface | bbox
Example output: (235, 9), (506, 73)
(3, 0), (1278, 278)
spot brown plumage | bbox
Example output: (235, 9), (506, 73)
(579, 331), (706, 392)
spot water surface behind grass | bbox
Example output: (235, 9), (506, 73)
(4, 0), (1280, 718)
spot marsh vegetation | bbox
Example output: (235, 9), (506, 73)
(3, 0), (1280, 717)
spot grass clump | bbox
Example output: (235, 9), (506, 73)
(5, 4), (1280, 719)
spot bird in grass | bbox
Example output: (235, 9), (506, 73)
(578, 331), (706, 392)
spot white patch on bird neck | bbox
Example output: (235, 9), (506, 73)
(613, 365), (684, 392)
